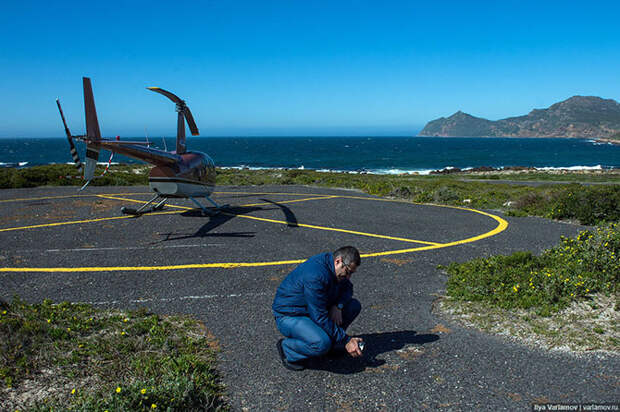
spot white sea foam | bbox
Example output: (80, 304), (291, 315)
(536, 165), (603, 171)
(365, 168), (435, 175)
(0, 161), (29, 167)
(587, 139), (614, 146)
(221, 165), (437, 175)
(220, 164), (612, 175)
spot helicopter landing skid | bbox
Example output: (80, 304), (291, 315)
(121, 194), (167, 216)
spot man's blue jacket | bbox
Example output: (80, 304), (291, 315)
(272, 252), (353, 344)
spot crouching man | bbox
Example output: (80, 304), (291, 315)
(272, 246), (364, 371)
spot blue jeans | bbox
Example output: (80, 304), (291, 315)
(275, 299), (361, 363)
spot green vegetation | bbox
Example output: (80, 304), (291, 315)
(444, 223), (619, 316)
(0, 298), (226, 411)
(2, 164), (619, 225)
(0, 164), (149, 188)
(461, 171), (620, 182)
(440, 222), (618, 352)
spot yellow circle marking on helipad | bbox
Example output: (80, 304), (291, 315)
(0, 191), (508, 272)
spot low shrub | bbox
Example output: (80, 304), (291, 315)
(445, 223), (619, 315)
(547, 185), (620, 225)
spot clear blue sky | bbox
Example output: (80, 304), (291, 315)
(1, 0), (618, 137)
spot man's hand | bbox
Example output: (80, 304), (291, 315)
(345, 337), (364, 357)
(329, 305), (343, 326)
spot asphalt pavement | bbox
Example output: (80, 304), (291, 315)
(0, 185), (617, 411)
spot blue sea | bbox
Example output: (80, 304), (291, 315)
(0, 137), (618, 174)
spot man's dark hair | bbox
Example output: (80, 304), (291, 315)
(333, 246), (361, 267)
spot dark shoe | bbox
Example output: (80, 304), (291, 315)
(276, 339), (305, 371)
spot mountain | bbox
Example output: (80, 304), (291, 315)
(419, 96), (620, 138)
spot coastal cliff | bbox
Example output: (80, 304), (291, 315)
(419, 96), (620, 140)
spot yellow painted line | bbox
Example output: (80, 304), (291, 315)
(0, 194), (190, 232)
(228, 212), (441, 245)
(0, 211), (184, 232)
(0, 215), (134, 232)
(362, 208), (508, 257)
(0, 259), (308, 272)
(241, 195), (338, 207)
(0, 193), (331, 233)
(95, 194), (192, 210)
(0, 193), (333, 233)
(0, 190), (508, 272)
(215, 191), (338, 196)
(94, 193), (432, 245)
(0, 194), (90, 203)
(97, 194), (336, 210)
(0, 192), (152, 203)
(0, 190), (343, 205)
(0, 205), (505, 271)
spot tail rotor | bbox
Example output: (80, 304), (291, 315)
(55, 98), (83, 173)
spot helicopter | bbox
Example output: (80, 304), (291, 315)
(56, 77), (226, 215)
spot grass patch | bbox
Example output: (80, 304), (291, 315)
(0, 298), (227, 411)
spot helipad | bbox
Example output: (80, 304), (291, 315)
(0, 185), (507, 273)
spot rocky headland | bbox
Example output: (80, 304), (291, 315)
(419, 96), (620, 142)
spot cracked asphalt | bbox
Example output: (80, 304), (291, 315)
(0, 185), (617, 410)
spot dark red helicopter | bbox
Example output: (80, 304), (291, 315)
(57, 77), (225, 215)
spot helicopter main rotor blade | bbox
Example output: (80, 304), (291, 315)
(183, 106), (199, 136)
(147, 87), (183, 104)
(147, 87), (199, 135)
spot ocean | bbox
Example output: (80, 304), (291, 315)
(0, 136), (618, 174)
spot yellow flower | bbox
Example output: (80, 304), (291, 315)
(47, 319), (51, 323)
(71, 388), (76, 395)
(123, 318), (129, 322)
(116, 387), (121, 393)
(141, 388), (147, 394)
(1, 310), (6, 315)
(151, 404), (157, 409)
(121, 331), (126, 336)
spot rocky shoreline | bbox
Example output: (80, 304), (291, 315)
(594, 137), (620, 145)
(429, 165), (620, 175)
